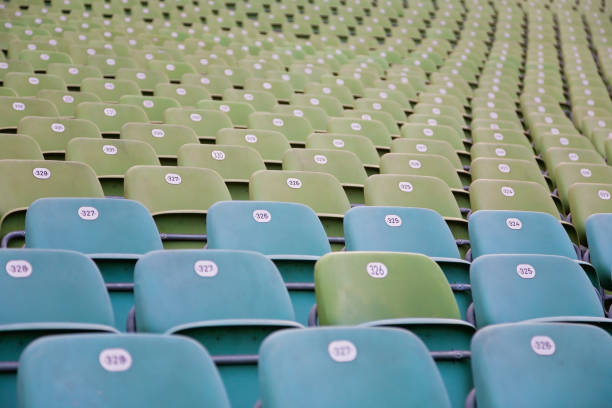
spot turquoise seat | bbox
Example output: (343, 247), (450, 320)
(17, 334), (230, 408)
(259, 327), (451, 408)
(468, 210), (598, 288)
(0, 249), (117, 407)
(25, 198), (163, 331)
(470, 254), (610, 333)
(586, 213), (612, 290)
(344, 206), (471, 318)
(133, 249), (302, 408)
(470, 323), (612, 407)
(207, 201), (331, 325)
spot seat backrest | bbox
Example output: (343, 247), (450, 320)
(471, 254), (604, 327)
(315, 252), (460, 325)
(207, 201), (331, 255)
(216, 128), (291, 162)
(25, 198), (162, 254)
(0, 96), (59, 129)
(249, 170), (350, 216)
(75, 102), (149, 134)
(120, 123), (199, 157)
(344, 206), (461, 257)
(0, 134), (43, 159)
(471, 323), (612, 407)
(178, 144), (266, 181)
(259, 327), (451, 408)
(18, 334), (231, 408)
(306, 133), (380, 167)
(282, 148), (368, 185)
(556, 163), (612, 209)
(380, 152), (463, 189)
(18, 117), (101, 155)
(134, 249), (294, 332)
(124, 165), (231, 214)
(0, 249), (113, 326)
(470, 157), (548, 187)
(468, 210), (577, 259)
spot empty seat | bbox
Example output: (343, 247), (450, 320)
(197, 99), (255, 128)
(259, 327), (451, 408)
(18, 334), (230, 408)
(119, 95), (181, 123)
(81, 78), (141, 103)
(216, 128), (291, 170)
(586, 213), (612, 290)
(470, 323), (611, 407)
(0, 134), (43, 159)
(554, 163), (612, 213)
(155, 83), (210, 107)
(568, 182), (612, 244)
(25, 198), (163, 330)
(248, 112), (314, 147)
(0, 96), (59, 131)
(306, 133), (381, 176)
(75, 102), (149, 136)
(36, 89), (101, 117)
(164, 107), (232, 144)
(120, 123), (199, 166)
(327, 117), (392, 152)
(4, 72), (65, 97)
(133, 249), (301, 407)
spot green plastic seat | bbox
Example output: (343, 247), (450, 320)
(0, 160), (103, 246)
(291, 93), (344, 117)
(124, 165), (231, 249)
(314, 251), (474, 408)
(586, 213), (612, 289)
(80, 78), (140, 103)
(164, 107), (231, 143)
(0, 96), (59, 131)
(75, 102), (149, 136)
(391, 138), (464, 171)
(400, 123), (468, 158)
(344, 109), (402, 137)
(66, 138), (159, 196)
(568, 182), (612, 245)
(245, 78), (293, 102)
(133, 249), (300, 407)
(148, 60), (196, 82)
(216, 128), (291, 170)
(553, 163), (612, 213)
(282, 148), (367, 204)
(46, 62), (102, 87)
(18, 49), (72, 72)
(470, 254), (609, 330)
(4, 72), (65, 96)
(87, 54), (137, 77)
(306, 133), (380, 176)
(470, 143), (538, 166)
(182, 73), (232, 99)
(36, 89), (101, 117)
(272, 105), (328, 133)
(0, 134), (43, 159)
(471, 128), (531, 149)
(543, 147), (605, 179)
(120, 123), (199, 166)
(249, 170), (350, 244)
(364, 174), (468, 241)
(155, 83), (210, 107)
(0, 249), (117, 408)
(224, 88), (277, 112)
(259, 327), (451, 408)
(470, 323), (612, 408)
(18, 116), (100, 160)
(116, 68), (170, 94)
(25, 197), (163, 330)
(248, 112), (314, 147)
(118, 95), (180, 122)
(197, 99), (255, 128)
(17, 334), (230, 408)
(327, 117), (392, 151)
(0, 60), (34, 83)
(471, 157), (549, 191)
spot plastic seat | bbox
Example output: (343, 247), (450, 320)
(148, 60), (196, 82)
(116, 68), (169, 94)
(272, 105), (328, 133)
(224, 88), (277, 112)
(470, 254), (609, 331)
(0, 160), (103, 246)
(314, 252), (474, 407)
(87, 54), (137, 77)
(66, 138), (159, 197)
(0, 134), (43, 159)
(80, 78), (140, 103)
(568, 182), (612, 245)
(344, 109), (402, 137)
(164, 107), (231, 143)
(17, 334), (230, 408)
(36, 89), (101, 117)
(4, 72), (65, 96)
(133, 249), (301, 407)
(391, 138), (464, 172)
(178, 144), (265, 200)
(0, 249), (117, 407)
(120, 123), (199, 166)
(554, 163), (612, 213)
(124, 165), (231, 249)
(471, 157), (550, 190)
(248, 112), (313, 147)
(216, 128), (291, 170)
(249, 170), (350, 246)
(155, 83), (210, 107)
(400, 123), (469, 163)
(306, 133), (380, 176)
(586, 213), (612, 290)
(470, 323), (612, 408)
(18, 116), (100, 160)
(245, 78), (293, 102)
(291, 93), (344, 117)
(259, 327), (451, 408)
(197, 99), (255, 128)
(327, 117), (392, 152)
(0, 96), (59, 130)
(75, 102), (149, 136)
(18, 49), (72, 72)
(46, 63), (102, 87)
(119, 95), (180, 122)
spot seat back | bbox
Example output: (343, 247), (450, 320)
(178, 144), (266, 181)
(120, 123), (199, 158)
(380, 152), (463, 189)
(0, 134), (43, 159)
(18, 117), (101, 156)
(586, 213), (612, 289)
(282, 148), (367, 185)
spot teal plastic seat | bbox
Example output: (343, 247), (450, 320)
(470, 254), (610, 332)
(586, 213), (612, 290)
(344, 206), (471, 317)
(0, 249), (117, 407)
(17, 334), (230, 408)
(134, 250), (301, 408)
(207, 201), (331, 325)
(25, 198), (163, 331)
(470, 323), (612, 408)
(259, 327), (451, 408)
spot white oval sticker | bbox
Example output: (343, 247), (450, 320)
(580, 168), (592, 178)
(598, 190), (611, 200)
(219, 104), (230, 113)
(332, 139), (345, 148)
(501, 186), (515, 197)
(328, 340), (357, 362)
(152, 128), (165, 138)
(62, 95), (74, 103)
(384, 214), (402, 227)
(310, 97), (320, 106)
(398, 181), (413, 192)
(165, 173), (182, 185)
(506, 217), (522, 230)
(409, 160), (421, 169)
(104, 107), (116, 117)
(5, 260), (32, 278)
(366, 262), (388, 278)
(253, 209), (271, 223)
(176, 88), (187, 96)
(51, 123), (65, 133)
(99, 348), (132, 372)
(102, 145), (118, 155)
(194, 260), (219, 277)
(568, 153), (579, 161)
(33, 167), (51, 179)
(12, 102), (25, 111)
(517, 264), (536, 279)
(104, 82), (115, 90)
(244, 133), (258, 143)
(211, 150), (225, 161)
(531, 336), (555, 356)
(498, 163), (511, 173)
(423, 128), (434, 136)
(350, 122), (362, 131)
(273, 118), (284, 127)
(78, 206), (99, 220)
(314, 154), (327, 164)
(190, 113), (202, 122)
(287, 177), (302, 189)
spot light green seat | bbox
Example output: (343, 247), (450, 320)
(568, 182), (612, 245)
(66, 138), (159, 196)
(471, 157), (549, 190)
(470, 143), (537, 165)
(133, 249), (301, 408)
(328, 117), (392, 152)
(120, 123), (199, 166)
(471, 323), (612, 408)
(314, 251), (474, 408)
(216, 128), (291, 170)
(272, 105), (328, 133)
(164, 107), (231, 144)
(4, 72), (65, 96)
(0, 160), (103, 246)
(182, 73), (233, 99)
(17, 334), (230, 408)
(36, 89), (101, 117)
(291, 93), (344, 117)
(0, 134), (43, 159)
(224, 88), (277, 112)
(471, 128), (531, 149)
(259, 327), (451, 408)
(344, 109), (401, 137)
(0, 249), (117, 408)
(18, 49), (72, 72)
(306, 133), (380, 176)
(46, 63), (102, 87)
(178, 144), (265, 200)
(197, 99), (255, 128)
(124, 165), (231, 249)
(245, 77), (293, 101)
(400, 123), (468, 162)
(75, 102), (149, 136)
(87, 54), (137, 77)
(116, 68), (170, 93)
(554, 163), (612, 213)
(391, 138), (465, 174)
(148, 60), (196, 82)
(81, 78), (140, 103)
(248, 112), (314, 147)
(155, 83), (210, 107)
(542, 147), (605, 180)
(118, 95), (180, 122)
